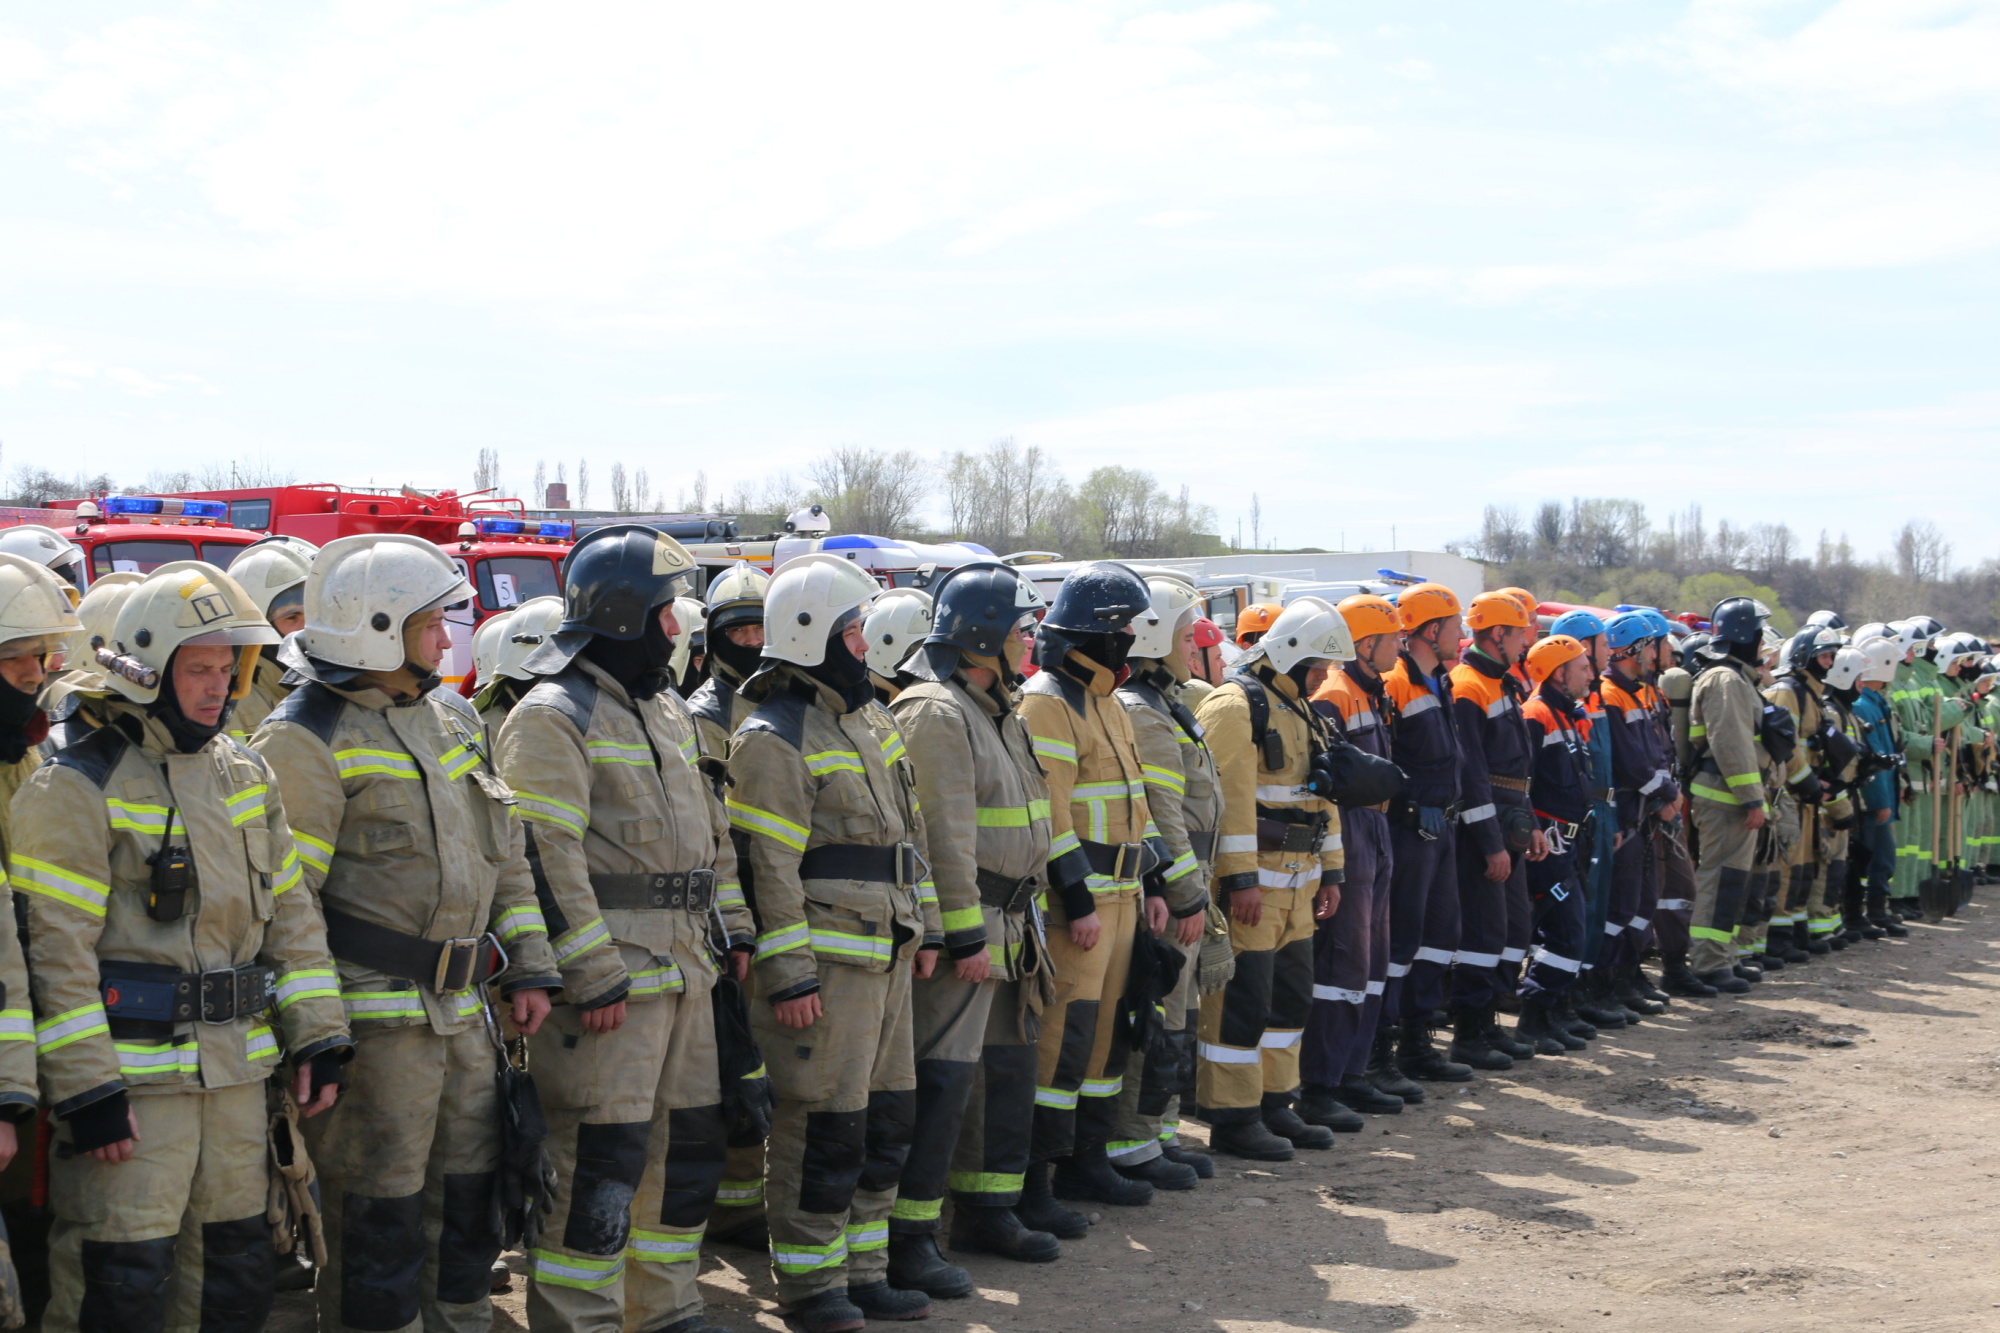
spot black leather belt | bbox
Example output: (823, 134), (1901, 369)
(591, 869), (716, 911)
(100, 960), (273, 1024)
(1080, 840), (1145, 881)
(799, 842), (920, 886)
(1488, 774), (1530, 793)
(1187, 830), (1216, 863)
(324, 907), (498, 994)
(1255, 805), (1328, 853)
(975, 867), (1041, 912)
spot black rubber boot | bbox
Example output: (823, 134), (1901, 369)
(1396, 1017), (1473, 1082)
(846, 1281), (932, 1322)
(1515, 1001), (1573, 1055)
(1869, 891), (1909, 937)
(785, 1290), (868, 1333)
(1206, 1107), (1295, 1161)
(1295, 1086), (1365, 1133)
(1753, 944), (1789, 969)
(1446, 1006), (1514, 1071)
(1661, 958), (1718, 997)
(1483, 1014), (1536, 1061)
(1368, 1026), (1427, 1102)
(1333, 1074), (1405, 1115)
(1572, 973), (1629, 1029)
(1632, 962), (1671, 1004)
(1112, 1153), (1199, 1190)
(1612, 964), (1665, 1016)
(1015, 1162), (1090, 1239)
(1796, 920), (1830, 956)
(1160, 1142), (1215, 1177)
(886, 1232), (974, 1299)
(1699, 967), (1750, 994)
(1051, 1145), (1153, 1206)
(1555, 993), (1597, 1040)
(1262, 1091), (1336, 1149)
(1734, 956), (1763, 980)
(948, 1205), (1062, 1263)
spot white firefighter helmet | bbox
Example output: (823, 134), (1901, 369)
(491, 596), (565, 683)
(1855, 636), (1902, 685)
(226, 537), (316, 623)
(1825, 646), (1867, 692)
(59, 571), (146, 691)
(705, 563), (771, 634)
(0, 524), (85, 593)
(471, 609), (514, 685)
(100, 561), (276, 705)
(300, 534), (472, 671)
(1242, 595), (1354, 673)
(1129, 575), (1204, 662)
(761, 554), (881, 668)
(863, 588), (934, 678)
(668, 594), (706, 684)
(0, 552), (82, 662)
(1935, 631), (1981, 674)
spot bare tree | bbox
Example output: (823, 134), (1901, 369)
(1893, 519), (1951, 583)
(533, 460), (547, 507)
(805, 447), (929, 535)
(633, 467), (652, 512)
(472, 447), (502, 495)
(1250, 493), (1262, 551)
(576, 459), (591, 509)
(609, 462), (632, 513)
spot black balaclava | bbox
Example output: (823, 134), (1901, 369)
(1728, 639), (1760, 665)
(710, 628), (764, 689)
(0, 673), (40, 763)
(806, 612), (872, 711)
(583, 608), (677, 701)
(148, 649), (229, 754)
(1065, 630), (1130, 678)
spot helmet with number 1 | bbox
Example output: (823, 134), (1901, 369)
(101, 562), (275, 705)
(760, 553), (882, 668)
(1396, 583), (1460, 633)
(863, 588), (934, 678)
(705, 564), (771, 635)
(1242, 596), (1354, 673)
(299, 534), (472, 673)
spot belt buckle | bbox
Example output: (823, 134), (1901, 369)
(687, 868), (716, 909)
(1113, 842), (1141, 881)
(895, 842), (918, 891)
(198, 967), (240, 1024)
(1008, 874), (1039, 914)
(434, 937), (485, 994)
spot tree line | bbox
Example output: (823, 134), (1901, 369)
(1452, 499), (1999, 636)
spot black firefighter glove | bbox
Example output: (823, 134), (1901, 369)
(307, 1048), (352, 1102)
(1793, 770), (1827, 805)
(64, 1089), (132, 1154)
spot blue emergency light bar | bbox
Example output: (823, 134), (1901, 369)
(535, 521), (574, 540)
(476, 517), (524, 536)
(103, 496), (228, 520)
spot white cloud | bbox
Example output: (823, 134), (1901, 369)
(1140, 208), (1216, 227)
(1120, 4), (1275, 46)
(1657, 0), (2000, 113)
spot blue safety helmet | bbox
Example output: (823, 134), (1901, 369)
(1639, 608), (1674, 640)
(1604, 611), (1653, 651)
(1549, 609), (1606, 641)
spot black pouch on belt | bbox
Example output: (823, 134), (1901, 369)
(1500, 805), (1538, 854)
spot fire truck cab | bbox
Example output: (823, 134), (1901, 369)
(24, 497), (267, 586)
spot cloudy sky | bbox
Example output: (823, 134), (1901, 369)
(2, 1), (1996, 560)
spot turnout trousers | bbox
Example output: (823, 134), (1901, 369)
(46, 1081), (272, 1333)
(1744, 795), (1800, 956)
(751, 958), (917, 1308)
(1603, 816), (1660, 973)
(1392, 823), (1459, 1021)
(1653, 818), (1696, 961)
(525, 987), (725, 1333)
(1033, 890), (1137, 1163)
(1196, 882), (1316, 1116)
(306, 1022), (505, 1333)
(1891, 774), (1935, 900)
(1689, 799), (1759, 976)
(1521, 848), (1586, 1003)
(892, 969), (997, 1232)
(707, 1142), (765, 1244)
(1302, 806), (1392, 1087)
(949, 977), (1036, 1209)
(1111, 933), (1199, 1167)
(1580, 798), (1617, 970)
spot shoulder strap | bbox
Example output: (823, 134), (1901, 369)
(519, 669), (597, 735)
(48, 722), (128, 789)
(266, 680), (346, 745)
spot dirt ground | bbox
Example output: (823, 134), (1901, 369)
(273, 902), (2000, 1333)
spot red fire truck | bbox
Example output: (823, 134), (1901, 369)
(5, 497), (268, 584)
(53, 483), (576, 687)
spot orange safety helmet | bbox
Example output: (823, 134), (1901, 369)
(1465, 590), (1533, 632)
(1396, 583), (1460, 632)
(1236, 602), (1283, 646)
(1499, 586), (1537, 622)
(1337, 594), (1401, 642)
(1527, 633), (1587, 683)
(1190, 617), (1224, 649)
